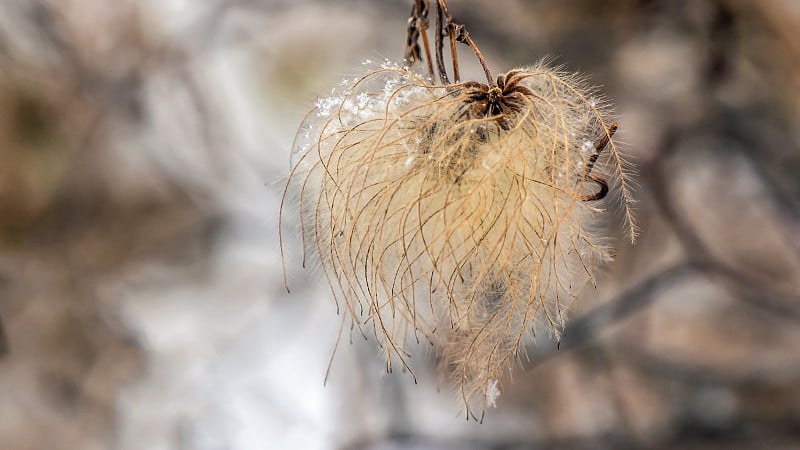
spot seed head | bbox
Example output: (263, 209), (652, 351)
(283, 59), (634, 419)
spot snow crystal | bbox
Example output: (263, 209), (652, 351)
(383, 77), (399, 97)
(315, 96), (341, 117)
(486, 379), (500, 408)
(355, 92), (370, 110)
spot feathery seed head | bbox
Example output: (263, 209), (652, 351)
(282, 1), (635, 421)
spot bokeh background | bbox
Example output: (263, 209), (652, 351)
(1, 0), (799, 449)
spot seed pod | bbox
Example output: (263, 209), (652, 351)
(283, 59), (634, 419)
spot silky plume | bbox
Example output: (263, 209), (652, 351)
(282, 59), (635, 420)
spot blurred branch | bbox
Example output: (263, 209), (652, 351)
(0, 313), (7, 357)
(697, 259), (800, 322)
(728, 129), (800, 258)
(644, 128), (800, 321)
(534, 255), (800, 367)
(616, 340), (800, 386)
(532, 262), (695, 363)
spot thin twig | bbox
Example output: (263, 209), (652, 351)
(450, 20), (494, 86)
(447, 23), (460, 82)
(404, 3), (421, 63)
(435, 0), (492, 85)
(404, 0), (434, 78)
(426, 0), (495, 86)
(419, 16), (434, 77)
(434, 0), (449, 84)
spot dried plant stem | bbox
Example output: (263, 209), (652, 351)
(406, 0), (494, 86)
(434, 0), (449, 84)
(445, 18), (494, 87)
(420, 20), (434, 77)
(405, 0), (434, 77)
(448, 24), (460, 82)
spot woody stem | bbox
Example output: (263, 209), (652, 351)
(437, 0), (494, 86)
(434, 0), (450, 83)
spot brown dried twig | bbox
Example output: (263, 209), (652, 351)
(405, 0), (494, 86)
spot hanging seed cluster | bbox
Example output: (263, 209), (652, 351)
(282, 2), (635, 421)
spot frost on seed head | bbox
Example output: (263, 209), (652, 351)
(284, 59), (634, 419)
(485, 379), (500, 408)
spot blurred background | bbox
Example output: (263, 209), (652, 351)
(0, 0), (799, 449)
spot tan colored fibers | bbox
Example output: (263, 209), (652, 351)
(282, 60), (635, 419)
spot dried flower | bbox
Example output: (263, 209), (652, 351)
(281, 0), (635, 421)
